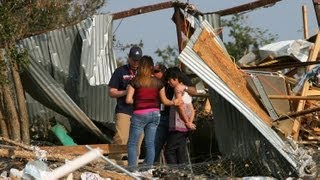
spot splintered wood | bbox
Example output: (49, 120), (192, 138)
(192, 29), (273, 126)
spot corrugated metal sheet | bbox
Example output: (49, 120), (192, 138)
(199, 13), (221, 30)
(21, 53), (111, 142)
(18, 14), (117, 139)
(178, 20), (299, 177)
(199, 13), (223, 40)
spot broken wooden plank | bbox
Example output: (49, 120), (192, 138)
(257, 55), (275, 66)
(297, 140), (320, 144)
(276, 105), (320, 121)
(307, 136), (320, 140)
(268, 95), (320, 100)
(0, 138), (128, 158)
(240, 61), (320, 70)
(0, 148), (76, 162)
(40, 144), (127, 156)
(0, 136), (33, 150)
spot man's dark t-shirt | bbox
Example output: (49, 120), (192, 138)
(108, 65), (136, 115)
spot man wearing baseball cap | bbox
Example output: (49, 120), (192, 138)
(108, 46), (143, 160)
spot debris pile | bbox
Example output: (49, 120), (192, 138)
(238, 34), (320, 145)
(0, 137), (133, 179)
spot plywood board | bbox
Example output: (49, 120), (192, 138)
(192, 29), (272, 125)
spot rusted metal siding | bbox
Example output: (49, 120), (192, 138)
(19, 14), (116, 130)
(178, 20), (298, 177)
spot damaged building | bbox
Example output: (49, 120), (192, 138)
(0, 0), (319, 179)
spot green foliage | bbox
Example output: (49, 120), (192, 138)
(221, 14), (278, 61)
(0, 0), (104, 84)
(0, 45), (29, 85)
(154, 45), (179, 67)
(8, 46), (29, 71)
(0, 0), (104, 44)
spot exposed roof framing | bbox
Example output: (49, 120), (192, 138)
(112, 1), (203, 20)
(111, 0), (283, 20)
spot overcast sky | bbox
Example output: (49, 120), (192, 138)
(99, 0), (318, 60)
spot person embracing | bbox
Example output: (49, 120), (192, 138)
(165, 68), (197, 164)
(125, 56), (180, 171)
(154, 66), (197, 163)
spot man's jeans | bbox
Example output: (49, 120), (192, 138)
(128, 111), (160, 171)
(109, 113), (144, 160)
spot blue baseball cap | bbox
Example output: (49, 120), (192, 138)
(128, 46), (142, 60)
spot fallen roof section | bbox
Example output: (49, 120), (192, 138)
(178, 20), (302, 177)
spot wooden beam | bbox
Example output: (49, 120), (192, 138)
(0, 144), (127, 163)
(40, 144), (127, 156)
(112, 1), (174, 20)
(111, 1), (203, 20)
(277, 105), (320, 121)
(241, 60), (320, 70)
(268, 95), (320, 100)
(302, 5), (309, 39)
(174, 8), (183, 53)
(173, 7), (185, 71)
(211, 0), (282, 16)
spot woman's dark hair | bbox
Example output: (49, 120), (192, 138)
(154, 63), (167, 73)
(165, 67), (183, 82)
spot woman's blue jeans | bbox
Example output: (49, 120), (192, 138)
(127, 111), (160, 171)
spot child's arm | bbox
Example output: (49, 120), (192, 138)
(175, 87), (188, 123)
(185, 103), (196, 130)
(175, 87), (195, 130)
(188, 103), (195, 123)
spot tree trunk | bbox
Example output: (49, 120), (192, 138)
(1, 85), (21, 141)
(0, 110), (9, 138)
(0, 89), (9, 138)
(12, 62), (30, 144)
(0, 50), (21, 142)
